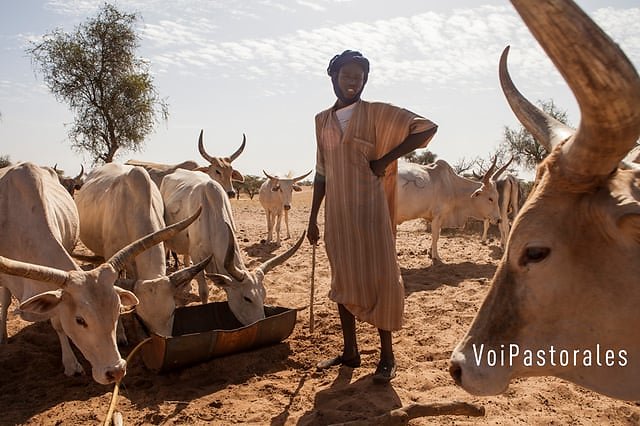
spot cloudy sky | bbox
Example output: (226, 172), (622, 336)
(1, 0), (639, 180)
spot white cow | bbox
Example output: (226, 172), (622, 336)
(476, 159), (523, 247)
(160, 168), (305, 323)
(396, 160), (502, 263)
(126, 129), (246, 197)
(0, 162), (199, 384)
(74, 163), (211, 336)
(450, 0), (640, 401)
(259, 170), (312, 244)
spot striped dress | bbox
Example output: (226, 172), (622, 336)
(314, 100), (436, 331)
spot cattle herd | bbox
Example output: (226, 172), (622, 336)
(1, 0), (639, 419)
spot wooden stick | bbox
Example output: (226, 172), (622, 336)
(309, 243), (316, 333)
(329, 401), (485, 426)
(103, 337), (152, 426)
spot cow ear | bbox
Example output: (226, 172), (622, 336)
(292, 184), (302, 192)
(115, 286), (139, 310)
(206, 273), (234, 289)
(471, 189), (481, 198)
(231, 169), (244, 183)
(19, 290), (63, 317)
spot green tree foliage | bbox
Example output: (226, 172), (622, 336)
(237, 175), (265, 200)
(26, 3), (168, 164)
(0, 155), (11, 168)
(403, 149), (437, 165)
(499, 99), (570, 171)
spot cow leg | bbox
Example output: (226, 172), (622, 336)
(0, 286), (10, 344)
(481, 219), (490, 243)
(265, 211), (273, 242)
(275, 212), (282, 244)
(284, 209), (291, 240)
(196, 270), (209, 304)
(50, 315), (85, 376)
(430, 217), (442, 263)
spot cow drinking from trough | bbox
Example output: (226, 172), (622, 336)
(0, 162), (200, 384)
(259, 170), (312, 244)
(396, 159), (502, 263)
(450, 0), (640, 401)
(160, 168), (305, 322)
(74, 163), (211, 337)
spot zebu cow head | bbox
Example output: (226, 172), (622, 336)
(469, 156), (503, 224)
(450, 0), (640, 401)
(263, 170), (313, 211)
(53, 164), (85, 196)
(0, 208), (201, 384)
(196, 129), (245, 198)
(206, 225), (305, 325)
(120, 255), (212, 336)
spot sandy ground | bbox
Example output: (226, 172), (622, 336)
(2, 187), (640, 425)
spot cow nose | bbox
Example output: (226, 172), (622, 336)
(449, 361), (463, 386)
(227, 191), (236, 198)
(284, 205), (291, 211)
(105, 365), (126, 383)
(496, 218), (502, 224)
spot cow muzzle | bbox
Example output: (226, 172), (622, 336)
(95, 359), (127, 384)
(284, 205), (291, 211)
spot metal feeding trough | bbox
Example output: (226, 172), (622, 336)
(140, 302), (297, 372)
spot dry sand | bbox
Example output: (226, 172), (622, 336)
(2, 187), (639, 425)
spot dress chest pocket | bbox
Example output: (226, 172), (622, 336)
(351, 137), (375, 159)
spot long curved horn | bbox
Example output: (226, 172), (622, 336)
(292, 170), (313, 182)
(108, 207), (202, 272)
(229, 134), (246, 162)
(492, 157), (514, 181)
(499, 46), (574, 154)
(263, 170), (277, 180)
(197, 130), (215, 164)
(258, 232), (306, 275)
(223, 222), (246, 282)
(510, 0), (640, 177)
(74, 164), (84, 181)
(482, 156), (497, 184)
(169, 254), (212, 286)
(0, 256), (69, 287)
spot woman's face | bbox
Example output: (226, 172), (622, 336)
(337, 62), (365, 101)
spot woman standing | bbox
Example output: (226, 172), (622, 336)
(307, 50), (438, 383)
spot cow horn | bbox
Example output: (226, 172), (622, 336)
(229, 134), (246, 162)
(263, 170), (278, 180)
(0, 256), (69, 288)
(197, 130), (216, 164)
(482, 155), (497, 184)
(223, 222), (246, 282)
(492, 156), (513, 181)
(499, 46), (574, 154)
(509, 0), (640, 177)
(292, 170), (313, 182)
(169, 254), (212, 286)
(74, 164), (84, 181)
(258, 232), (306, 275)
(108, 207), (202, 273)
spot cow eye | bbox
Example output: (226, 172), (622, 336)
(243, 296), (252, 303)
(488, 197), (494, 202)
(519, 247), (550, 266)
(75, 316), (88, 327)
(215, 170), (222, 175)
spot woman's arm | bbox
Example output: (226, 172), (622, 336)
(307, 173), (326, 244)
(370, 126), (438, 177)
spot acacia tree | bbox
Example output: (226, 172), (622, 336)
(499, 99), (570, 171)
(27, 3), (168, 164)
(403, 149), (437, 165)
